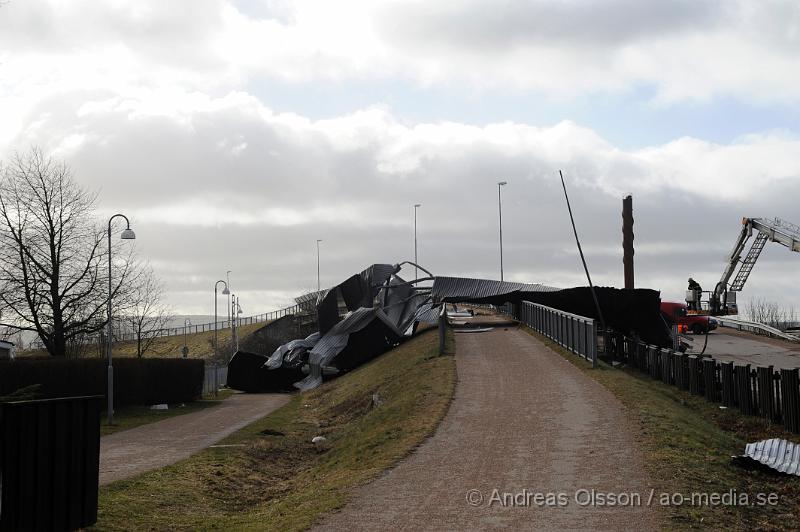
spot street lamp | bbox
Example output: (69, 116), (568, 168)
(226, 270), (231, 328)
(414, 204), (421, 280)
(497, 181), (507, 282)
(316, 239), (323, 293)
(107, 213), (136, 425)
(183, 318), (191, 358)
(232, 295), (243, 352)
(214, 279), (229, 361)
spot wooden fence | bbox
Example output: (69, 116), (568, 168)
(606, 333), (800, 434)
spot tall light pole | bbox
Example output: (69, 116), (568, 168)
(232, 295), (243, 352)
(414, 204), (421, 280)
(497, 181), (507, 282)
(214, 279), (229, 362)
(226, 270), (231, 328)
(107, 213), (136, 425)
(182, 318), (192, 358)
(316, 239), (323, 293)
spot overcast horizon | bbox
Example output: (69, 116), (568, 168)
(1, 0), (799, 317)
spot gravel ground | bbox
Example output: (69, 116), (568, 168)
(99, 392), (289, 486)
(315, 326), (662, 531)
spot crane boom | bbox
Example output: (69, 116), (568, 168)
(714, 217), (800, 305)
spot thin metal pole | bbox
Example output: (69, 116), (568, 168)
(414, 204), (420, 280)
(226, 270), (231, 328)
(107, 220), (113, 424)
(498, 182), (507, 282)
(316, 239), (322, 292)
(558, 170), (606, 332)
(213, 279), (227, 361)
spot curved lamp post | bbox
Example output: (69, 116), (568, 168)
(107, 213), (136, 425)
(214, 279), (229, 361)
(497, 181), (507, 282)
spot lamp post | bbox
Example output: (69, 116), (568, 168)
(497, 181), (507, 282)
(214, 279), (229, 362)
(232, 295), (243, 352)
(226, 270), (231, 328)
(316, 239), (323, 293)
(414, 204), (421, 280)
(107, 213), (136, 425)
(183, 318), (191, 358)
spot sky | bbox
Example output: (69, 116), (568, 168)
(1, 0), (799, 317)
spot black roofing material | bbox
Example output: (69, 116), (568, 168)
(228, 263), (431, 392)
(227, 350), (303, 392)
(522, 287), (669, 347)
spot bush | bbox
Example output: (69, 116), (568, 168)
(0, 358), (204, 407)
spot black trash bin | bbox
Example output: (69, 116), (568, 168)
(0, 395), (102, 531)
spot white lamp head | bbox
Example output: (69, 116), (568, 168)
(120, 228), (136, 240)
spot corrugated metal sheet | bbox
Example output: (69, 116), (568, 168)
(431, 276), (559, 302)
(742, 438), (800, 475)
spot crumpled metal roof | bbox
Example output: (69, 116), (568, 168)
(431, 276), (558, 302)
(294, 307), (404, 390)
(741, 438), (800, 475)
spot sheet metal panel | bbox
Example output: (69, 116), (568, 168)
(431, 276), (558, 302)
(743, 438), (800, 475)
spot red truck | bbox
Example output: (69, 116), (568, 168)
(660, 301), (718, 334)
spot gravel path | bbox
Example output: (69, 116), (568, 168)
(99, 392), (289, 486)
(315, 326), (661, 531)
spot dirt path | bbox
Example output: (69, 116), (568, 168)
(99, 392), (289, 486)
(315, 327), (661, 530)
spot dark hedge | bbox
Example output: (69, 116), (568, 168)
(0, 358), (204, 407)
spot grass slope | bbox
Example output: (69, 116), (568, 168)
(95, 328), (456, 531)
(525, 327), (800, 530)
(18, 322), (265, 360)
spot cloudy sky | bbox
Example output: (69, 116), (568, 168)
(1, 0), (799, 316)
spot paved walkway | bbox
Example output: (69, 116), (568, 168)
(696, 330), (800, 370)
(315, 327), (661, 531)
(99, 392), (289, 486)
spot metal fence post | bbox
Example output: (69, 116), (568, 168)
(438, 304), (448, 355)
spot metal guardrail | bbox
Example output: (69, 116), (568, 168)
(716, 315), (800, 342)
(518, 301), (598, 368)
(29, 303), (304, 351)
(202, 365), (227, 397)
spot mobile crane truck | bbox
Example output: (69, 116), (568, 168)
(687, 217), (800, 316)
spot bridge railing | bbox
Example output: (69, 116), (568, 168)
(716, 315), (800, 342)
(518, 301), (598, 368)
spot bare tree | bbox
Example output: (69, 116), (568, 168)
(746, 297), (798, 332)
(0, 148), (137, 357)
(121, 265), (172, 358)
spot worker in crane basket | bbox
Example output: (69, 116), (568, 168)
(687, 278), (702, 310)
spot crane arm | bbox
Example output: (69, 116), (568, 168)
(716, 217), (800, 299)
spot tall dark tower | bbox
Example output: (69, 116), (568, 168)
(622, 195), (634, 289)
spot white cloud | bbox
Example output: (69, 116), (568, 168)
(2, 1), (800, 106)
(3, 88), (799, 313)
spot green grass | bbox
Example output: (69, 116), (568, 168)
(94, 327), (456, 531)
(100, 389), (235, 436)
(523, 327), (800, 530)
